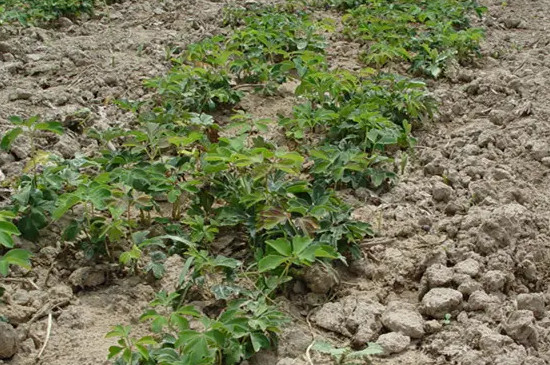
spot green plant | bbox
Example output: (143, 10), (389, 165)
(312, 340), (383, 365)
(0, 1), (485, 363)
(1, 115), (64, 176)
(0, 211), (31, 276)
(1, 116), (65, 241)
(337, 0), (486, 77)
(144, 66), (243, 113)
(108, 291), (288, 365)
(0, 0), (95, 25)
(257, 236), (339, 276)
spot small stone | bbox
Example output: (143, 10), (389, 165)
(503, 310), (538, 347)
(457, 311), (468, 323)
(468, 290), (493, 311)
(479, 332), (514, 354)
(58, 17), (73, 28)
(8, 89), (32, 101)
(425, 320), (442, 334)
(278, 326), (312, 358)
(519, 260), (537, 281)
(482, 270), (507, 293)
(103, 75), (118, 86)
(444, 202), (464, 216)
(305, 293), (324, 307)
(0, 42), (13, 54)
(68, 267), (106, 289)
(292, 280), (307, 294)
(432, 182), (453, 202)
(312, 302), (346, 334)
(458, 280), (483, 296)
(26, 53), (42, 62)
(12, 290), (31, 306)
(425, 264), (454, 288)
(421, 288), (463, 319)
(503, 18), (521, 29)
(381, 302), (425, 338)
(55, 134), (80, 159)
(531, 142), (550, 162)
(18, 338), (35, 354)
(517, 293), (545, 319)
(302, 264), (339, 294)
(48, 284), (73, 301)
(454, 259), (481, 277)
(0, 322), (17, 358)
(492, 168), (512, 181)
(376, 332), (410, 356)
(0, 304), (34, 324)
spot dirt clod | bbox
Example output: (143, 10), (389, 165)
(68, 267), (106, 289)
(421, 288), (463, 319)
(503, 310), (538, 347)
(0, 322), (17, 359)
(516, 293), (545, 319)
(381, 301), (425, 338)
(302, 264), (339, 294)
(376, 332), (410, 356)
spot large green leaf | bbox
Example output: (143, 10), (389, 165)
(347, 342), (384, 357)
(0, 127), (23, 151)
(0, 232), (14, 248)
(0, 249), (32, 276)
(52, 194), (81, 220)
(250, 332), (270, 353)
(34, 121), (64, 135)
(0, 221), (20, 236)
(292, 236), (312, 255)
(258, 255), (287, 272)
(266, 238), (292, 256)
(17, 210), (48, 242)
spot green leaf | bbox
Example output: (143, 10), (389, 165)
(250, 332), (270, 353)
(178, 256), (194, 287)
(0, 249), (32, 276)
(266, 238), (292, 256)
(34, 121), (64, 135)
(167, 189), (181, 204)
(8, 116), (24, 125)
(135, 344), (149, 360)
(0, 128), (23, 151)
(88, 187), (112, 210)
(211, 284), (241, 300)
(347, 343), (384, 357)
(0, 221), (20, 236)
(258, 255), (288, 273)
(0, 232), (14, 248)
(17, 210), (48, 242)
(292, 236), (312, 255)
(314, 245), (339, 259)
(312, 341), (347, 357)
(62, 220), (80, 241)
(107, 346), (123, 359)
(131, 230), (150, 245)
(52, 194), (81, 220)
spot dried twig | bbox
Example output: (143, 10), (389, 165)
(360, 238), (395, 248)
(0, 277), (40, 290)
(36, 313), (52, 360)
(305, 309), (316, 365)
(26, 299), (70, 334)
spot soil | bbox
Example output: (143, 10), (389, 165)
(2, 0), (550, 364)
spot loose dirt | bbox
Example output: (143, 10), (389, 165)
(2, 0), (550, 364)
